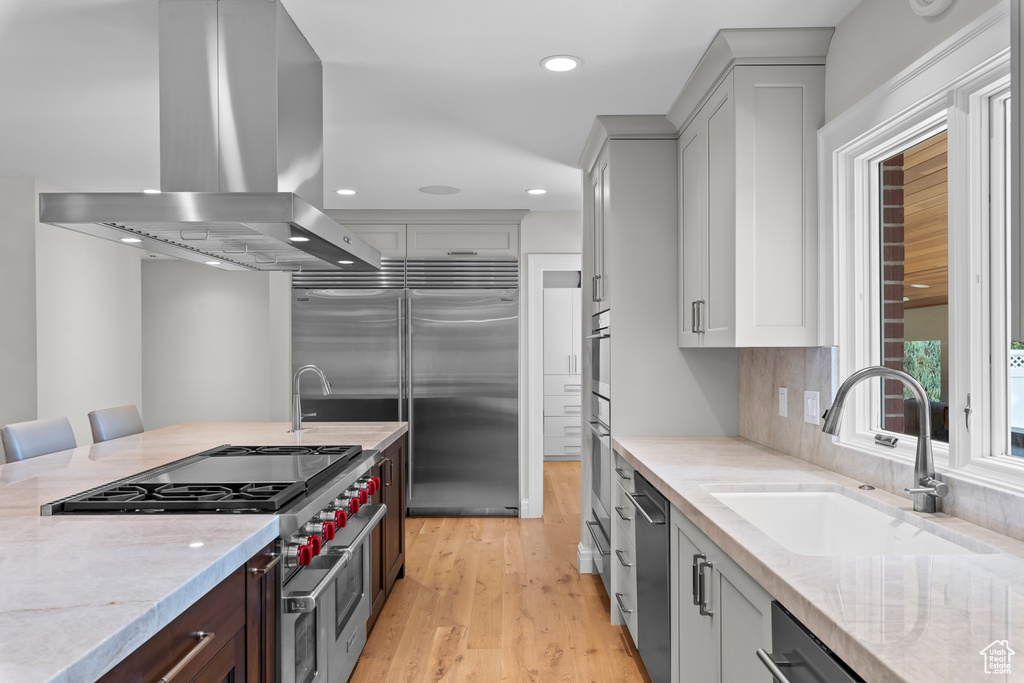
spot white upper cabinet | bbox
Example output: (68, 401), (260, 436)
(543, 287), (581, 376)
(344, 224), (408, 258)
(672, 29), (830, 348)
(407, 224), (519, 259)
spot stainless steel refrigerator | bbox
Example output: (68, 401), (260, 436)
(292, 263), (519, 516)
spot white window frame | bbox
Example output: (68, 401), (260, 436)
(818, 3), (1024, 489)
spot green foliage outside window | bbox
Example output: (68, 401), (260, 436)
(904, 340), (942, 402)
(1012, 341), (1024, 350)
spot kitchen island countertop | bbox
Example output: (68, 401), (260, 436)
(0, 421), (407, 683)
(613, 436), (1024, 683)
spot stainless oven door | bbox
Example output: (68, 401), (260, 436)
(588, 329), (610, 398)
(587, 419), (611, 544)
(280, 504), (386, 683)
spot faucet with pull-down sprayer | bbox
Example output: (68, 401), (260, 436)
(821, 366), (948, 513)
(291, 365), (332, 432)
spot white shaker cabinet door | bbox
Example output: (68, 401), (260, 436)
(543, 288), (575, 375)
(672, 510), (718, 682)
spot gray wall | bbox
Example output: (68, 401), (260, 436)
(0, 178), (39, 461)
(825, 0), (1002, 121)
(0, 177), (143, 458)
(141, 261), (291, 430)
(35, 188), (142, 447)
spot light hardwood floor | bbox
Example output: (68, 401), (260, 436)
(351, 461), (650, 683)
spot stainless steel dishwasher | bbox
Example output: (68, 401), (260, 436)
(629, 471), (670, 682)
(758, 602), (863, 682)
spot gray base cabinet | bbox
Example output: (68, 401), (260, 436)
(670, 506), (773, 683)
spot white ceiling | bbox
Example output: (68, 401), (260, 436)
(0, 0), (860, 212)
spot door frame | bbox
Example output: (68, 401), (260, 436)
(524, 253), (582, 518)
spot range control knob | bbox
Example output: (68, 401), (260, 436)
(359, 489), (369, 504)
(373, 476), (382, 492)
(335, 509), (348, 528)
(321, 521), (336, 541)
(291, 544), (313, 567)
(349, 497), (361, 514)
(295, 534), (322, 556)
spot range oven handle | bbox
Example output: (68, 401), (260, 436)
(584, 333), (610, 340)
(284, 503), (387, 614)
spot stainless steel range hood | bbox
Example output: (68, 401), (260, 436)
(39, 0), (380, 272)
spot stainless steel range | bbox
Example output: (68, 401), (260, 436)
(43, 444), (386, 683)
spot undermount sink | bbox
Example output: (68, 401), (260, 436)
(706, 487), (995, 556)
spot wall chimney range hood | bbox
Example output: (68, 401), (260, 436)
(39, 0), (380, 272)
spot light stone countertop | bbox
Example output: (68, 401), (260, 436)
(0, 421), (407, 683)
(613, 436), (1024, 683)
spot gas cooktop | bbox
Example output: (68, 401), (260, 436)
(45, 444), (364, 515)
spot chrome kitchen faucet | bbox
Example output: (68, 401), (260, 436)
(822, 366), (948, 513)
(291, 365), (332, 432)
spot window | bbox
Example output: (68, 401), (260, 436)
(819, 6), (1020, 489)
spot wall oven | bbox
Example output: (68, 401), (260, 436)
(586, 309), (612, 592)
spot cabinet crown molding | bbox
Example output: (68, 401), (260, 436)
(666, 27), (834, 131)
(578, 115), (677, 174)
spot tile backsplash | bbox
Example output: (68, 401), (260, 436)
(738, 347), (1024, 542)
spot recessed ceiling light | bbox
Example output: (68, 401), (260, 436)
(541, 55), (581, 72)
(189, 541), (204, 548)
(338, 260), (354, 265)
(120, 237), (142, 243)
(419, 185), (461, 195)
(526, 188), (547, 195)
(336, 189), (356, 196)
(205, 261), (221, 266)
(142, 189), (161, 194)
(289, 236), (310, 242)
(910, 283), (930, 288)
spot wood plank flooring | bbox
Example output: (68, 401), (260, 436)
(350, 461), (650, 683)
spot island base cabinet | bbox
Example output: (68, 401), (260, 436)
(368, 435), (407, 634)
(670, 506), (773, 683)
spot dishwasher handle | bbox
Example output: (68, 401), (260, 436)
(623, 490), (666, 525)
(756, 649), (794, 683)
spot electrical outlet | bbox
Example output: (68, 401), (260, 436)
(804, 391), (820, 425)
(778, 388), (788, 417)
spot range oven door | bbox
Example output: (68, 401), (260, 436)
(280, 504), (386, 683)
(587, 418), (612, 590)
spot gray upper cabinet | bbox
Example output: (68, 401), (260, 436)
(406, 224), (518, 258)
(672, 29), (830, 348)
(344, 224), (408, 258)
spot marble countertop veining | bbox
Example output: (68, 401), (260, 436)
(613, 436), (1024, 683)
(0, 421), (408, 683)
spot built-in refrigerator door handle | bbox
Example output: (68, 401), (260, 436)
(406, 294), (413, 502)
(397, 298), (404, 422)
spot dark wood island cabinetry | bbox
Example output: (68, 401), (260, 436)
(368, 435), (407, 633)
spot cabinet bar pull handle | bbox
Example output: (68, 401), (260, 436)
(692, 552), (704, 605)
(615, 592), (633, 614)
(756, 650), (794, 683)
(614, 506), (632, 522)
(615, 549), (633, 567)
(691, 301), (699, 334)
(564, 384), (581, 392)
(248, 553), (281, 575)
(614, 467), (631, 481)
(158, 631), (215, 682)
(698, 557), (714, 616)
(447, 251), (478, 255)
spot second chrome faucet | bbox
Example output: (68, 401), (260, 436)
(822, 366), (948, 513)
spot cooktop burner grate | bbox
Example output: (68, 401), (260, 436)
(61, 481), (306, 513)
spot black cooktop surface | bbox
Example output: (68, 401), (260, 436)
(53, 444), (363, 514)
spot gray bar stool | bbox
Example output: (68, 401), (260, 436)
(88, 405), (144, 443)
(1, 416), (78, 462)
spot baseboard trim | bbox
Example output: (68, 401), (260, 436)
(578, 541), (598, 574)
